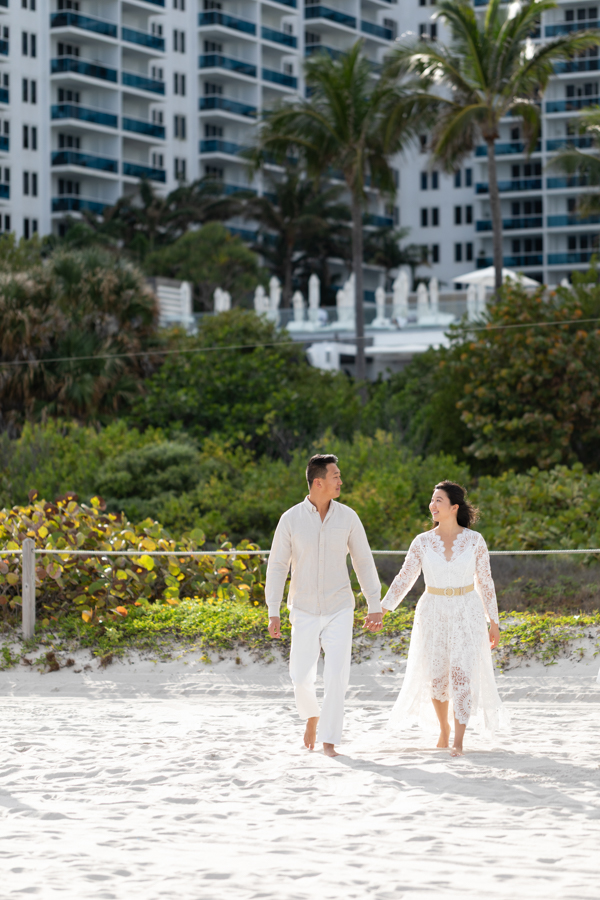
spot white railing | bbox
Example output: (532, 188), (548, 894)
(4, 539), (600, 640)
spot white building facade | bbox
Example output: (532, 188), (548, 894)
(0, 0), (595, 288)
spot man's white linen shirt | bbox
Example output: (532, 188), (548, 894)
(266, 497), (382, 617)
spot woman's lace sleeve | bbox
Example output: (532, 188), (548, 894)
(382, 537), (423, 611)
(474, 534), (500, 625)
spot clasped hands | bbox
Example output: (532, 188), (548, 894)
(363, 608), (387, 633)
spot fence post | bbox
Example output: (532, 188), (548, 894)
(22, 538), (36, 640)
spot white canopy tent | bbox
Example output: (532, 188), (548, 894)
(452, 266), (540, 288)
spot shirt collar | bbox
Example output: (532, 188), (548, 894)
(304, 496), (336, 520)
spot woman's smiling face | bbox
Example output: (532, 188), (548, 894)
(429, 488), (459, 524)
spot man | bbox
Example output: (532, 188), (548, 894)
(266, 453), (382, 757)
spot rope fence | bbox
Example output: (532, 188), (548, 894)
(3, 540), (599, 640)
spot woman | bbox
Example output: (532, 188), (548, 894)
(374, 481), (507, 756)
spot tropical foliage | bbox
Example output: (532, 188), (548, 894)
(550, 106), (600, 219)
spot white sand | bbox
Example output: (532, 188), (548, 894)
(2, 644), (600, 900)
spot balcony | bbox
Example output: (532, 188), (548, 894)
(50, 11), (117, 38)
(261, 26), (297, 47)
(133, 0), (164, 5)
(0, 88), (8, 104)
(198, 11), (256, 35)
(199, 96), (257, 117)
(122, 71), (165, 94)
(546, 19), (599, 37)
(361, 20), (393, 40)
(51, 150), (119, 172)
(0, 136), (8, 152)
(305, 44), (344, 59)
(0, 38), (7, 55)
(555, 58), (600, 74)
(199, 54), (257, 77)
(305, 6), (357, 28)
(0, 184), (9, 199)
(547, 214), (600, 226)
(546, 135), (594, 151)
(199, 139), (248, 155)
(123, 161), (166, 181)
(547, 251), (596, 264)
(477, 255), (543, 268)
(269, 0), (296, 7)
(476, 217), (543, 231)
(475, 141), (541, 156)
(365, 213), (394, 227)
(52, 197), (109, 214)
(547, 175), (589, 188)
(51, 57), (118, 83)
(122, 117), (165, 138)
(262, 67), (297, 88)
(476, 178), (542, 193)
(122, 27), (165, 52)
(51, 103), (118, 128)
(546, 97), (599, 113)
(222, 183), (256, 196)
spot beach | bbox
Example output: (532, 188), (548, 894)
(1, 646), (599, 899)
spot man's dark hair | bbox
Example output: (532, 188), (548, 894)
(306, 454), (339, 489)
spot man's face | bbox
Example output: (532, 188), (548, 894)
(316, 463), (342, 499)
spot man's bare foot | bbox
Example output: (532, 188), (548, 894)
(437, 723), (451, 748)
(450, 744), (464, 757)
(323, 743), (339, 757)
(304, 717), (319, 750)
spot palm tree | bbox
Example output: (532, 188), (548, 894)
(244, 169), (350, 305)
(254, 41), (424, 381)
(363, 226), (428, 290)
(386, 0), (600, 291)
(549, 107), (600, 221)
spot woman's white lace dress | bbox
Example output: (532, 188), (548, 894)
(383, 528), (508, 737)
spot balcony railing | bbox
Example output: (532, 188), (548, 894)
(547, 175), (589, 188)
(0, 136), (8, 152)
(51, 103), (118, 128)
(364, 214), (394, 228)
(262, 67), (297, 87)
(222, 183), (257, 196)
(305, 44), (344, 59)
(51, 150), (119, 172)
(134, 0), (165, 6)
(547, 214), (600, 226)
(261, 26), (297, 47)
(199, 96), (257, 117)
(269, 0), (296, 7)
(555, 58), (600, 74)
(477, 254), (543, 268)
(52, 197), (109, 214)
(199, 139), (248, 155)
(476, 178), (542, 193)
(122, 117), (165, 138)
(198, 11), (256, 35)
(0, 39), (8, 55)
(51, 57), (118, 83)
(546, 19), (599, 37)
(546, 135), (594, 150)
(360, 20), (393, 40)
(199, 54), (257, 77)
(50, 11), (117, 38)
(475, 140), (541, 156)
(122, 71), (165, 94)
(546, 97), (599, 113)
(547, 251), (597, 264)
(123, 161), (166, 182)
(0, 184), (9, 199)
(0, 88), (8, 104)
(476, 217), (543, 231)
(305, 6), (356, 28)
(122, 27), (165, 51)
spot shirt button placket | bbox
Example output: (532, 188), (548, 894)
(318, 524), (325, 615)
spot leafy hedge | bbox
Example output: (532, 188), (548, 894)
(0, 494), (267, 627)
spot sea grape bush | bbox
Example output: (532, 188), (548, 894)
(0, 492), (268, 626)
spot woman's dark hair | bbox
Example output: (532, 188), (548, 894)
(434, 481), (479, 528)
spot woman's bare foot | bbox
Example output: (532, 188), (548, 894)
(323, 743), (339, 757)
(304, 717), (319, 750)
(450, 744), (464, 757)
(437, 723), (451, 748)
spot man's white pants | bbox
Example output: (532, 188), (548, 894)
(289, 606), (353, 746)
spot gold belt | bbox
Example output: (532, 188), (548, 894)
(426, 584), (474, 597)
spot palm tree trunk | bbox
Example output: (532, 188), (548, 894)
(351, 194), (366, 383)
(486, 139), (503, 293)
(283, 242), (293, 308)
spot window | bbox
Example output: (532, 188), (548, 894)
(174, 0), (185, 7)
(204, 40), (222, 52)
(151, 66), (163, 80)
(152, 22), (163, 36)
(511, 126), (520, 141)
(454, 206), (462, 225)
(465, 168), (472, 187)
(205, 164), (224, 179)
(32, 219), (38, 234)
(152, 152), (164, 168)
(3, 215), (10, 231)
(419, 24), (427, 36)
(205, 123), (223, 137)
(568, 197), (577, 213)
(420, 0), (426, 5)
(59, 134), (80, 149)
(173, 29), (185, 52)
(431, 244), (439, 263)
(430, 23), (437, 39)
(432, 207), (439, 226)
(174, 73), (186, 95)
(23, 171), (29, 195)
(454, 170), (461, 188)
(420, 172), (428, 190)
(32, 173), (37, 196)
(57, 41), (79, 56)
(419, 134), (427, 153)
(204, 81), (223, 95)
(175, 157), (186, 180)
(31, 126), (37, 150)
(431, 171), (439, 189)
(58, 0), (80, 8)
(58, 88), (80, 103)
(454, 243), (462, 262)
(22, 32), (28, 55)
(23, 125), (28, 149)
(152, 109), (164, 124)
(465, 205), (473, 224)
(174, 114), (187, 139)
(420, 208), (428, 227)
(466, 242), (473, 262)
(58, 179), (80, 194)
(3, 167), (10, 183)
(31, 34), (36, 57)
(24, 218), (30, 240)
